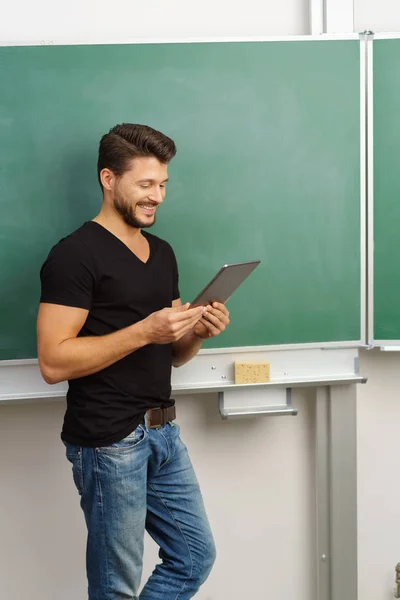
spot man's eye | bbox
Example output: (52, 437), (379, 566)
(140, 184), (150, 189)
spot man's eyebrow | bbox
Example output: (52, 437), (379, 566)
(137, 178), (169, 183)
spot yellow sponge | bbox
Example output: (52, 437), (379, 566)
(234, 362), (270, 384)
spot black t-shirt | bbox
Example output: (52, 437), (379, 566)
(40, 221), (180, 447)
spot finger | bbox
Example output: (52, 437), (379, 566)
(186, 314), (205, 330)
(176, 317), (207, 340)
(169, 302), (197, 315)
(174, 311), (205, 336)
(177, 302), (191, 311)
(173, 306), (205, 322)
(204, 308), (230, 327)
(202, 317), (225, 335)
(198, 317), (220, 337)
(205, 303), (228, 317)
(170, 302), (191, 313)
(206, 311), (230, 327)
(211, 302), (229, 316)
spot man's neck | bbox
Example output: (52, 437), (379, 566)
(93, 210), (142, 243)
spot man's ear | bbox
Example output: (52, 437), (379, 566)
(100, 168), (115, 191)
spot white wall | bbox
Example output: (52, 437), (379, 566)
(0, 0), (310, 44)
(2, 2), (400, 600)
(354, 0), (400, 33)
(357, 351), (400, 600)
(0, 392), (316, 600)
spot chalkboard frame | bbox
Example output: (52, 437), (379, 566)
(368, 34), (400, 349)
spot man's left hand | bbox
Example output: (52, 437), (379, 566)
(193, 302), (230, 340)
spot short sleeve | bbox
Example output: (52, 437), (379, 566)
(40, 238), (96, 310)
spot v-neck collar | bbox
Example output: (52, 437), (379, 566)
(88, 221), (154, 266)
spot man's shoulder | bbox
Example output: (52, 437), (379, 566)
(50, 222), (96, 252)
(45, 222), (96, 266)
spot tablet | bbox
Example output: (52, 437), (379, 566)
(191, 260), (261, 307)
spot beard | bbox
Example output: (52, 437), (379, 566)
(113, 195), (156, 229)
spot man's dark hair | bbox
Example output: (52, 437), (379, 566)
(97, 123), (177, 188)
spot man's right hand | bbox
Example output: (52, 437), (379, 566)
(142, 303), (205, 345)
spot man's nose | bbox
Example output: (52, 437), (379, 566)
(149, 187), (164, 203)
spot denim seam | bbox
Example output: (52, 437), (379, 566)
(94, 449), (111, 599)
(157, 429), (171, 469)
(78, 448), (84, 494)
(148, 482), (193, 600)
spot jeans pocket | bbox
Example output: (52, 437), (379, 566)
(98, 424), (147, 454)
(64, 443), (84, 495)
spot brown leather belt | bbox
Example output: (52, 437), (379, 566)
(145, 405), (176, 429)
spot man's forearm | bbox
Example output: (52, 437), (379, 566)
(172, 330), (203, 368)
(40, 322), (149, 384)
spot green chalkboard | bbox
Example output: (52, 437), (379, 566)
(373, 39), (400, 343)
(0, 40), (361, 359)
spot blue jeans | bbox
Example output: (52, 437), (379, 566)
(64, 422), (216, 600)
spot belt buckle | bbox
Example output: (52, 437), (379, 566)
(147, 407), (163, 429)
(147, 406), (175, 429)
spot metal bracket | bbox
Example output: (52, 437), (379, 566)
(218, 386), (297, 419)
